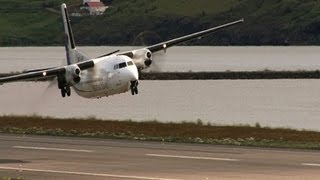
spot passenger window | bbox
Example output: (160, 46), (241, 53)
(127, 61), (134, 66)
(119, 62), (127, 69)
(114, 64), (119, 70)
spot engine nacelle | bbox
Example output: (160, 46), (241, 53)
(64, 64), (81, 85)
(130, 48), (152, 70)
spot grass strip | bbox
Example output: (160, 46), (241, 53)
(0, 115), (320, 149)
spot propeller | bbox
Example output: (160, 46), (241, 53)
(147, 51), (167, 72)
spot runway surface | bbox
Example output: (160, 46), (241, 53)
(0, 134), (320, 180)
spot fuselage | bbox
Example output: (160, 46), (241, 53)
(73, 55), (139, 98)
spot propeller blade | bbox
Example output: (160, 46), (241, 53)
(148, 51), (167, 72)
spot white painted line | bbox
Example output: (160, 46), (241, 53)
(146, 154), (239, 162)
(302, 163), (320, 167)
(13, 146), (93, 153)
(0, 166), (179, 180)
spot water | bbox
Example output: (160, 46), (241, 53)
(0, 46), (320, 131)
(1, 46), (320, 72)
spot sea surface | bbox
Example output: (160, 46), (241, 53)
(1, 46), (320, 131)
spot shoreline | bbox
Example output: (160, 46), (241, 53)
(1, 115), (320, 150)
(140, 70), (320, 80)
(1, 70), (320, 81)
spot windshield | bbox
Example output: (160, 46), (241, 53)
(114, 61), (134, 70)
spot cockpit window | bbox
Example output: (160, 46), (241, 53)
(119, 62), (127, 69)
(114, 61), (131, 70)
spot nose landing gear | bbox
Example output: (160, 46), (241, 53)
(130, 81), (139, 95)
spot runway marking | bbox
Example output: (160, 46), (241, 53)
(0, 166), (181, 180)
(146, 154), (239, 162)
(13, 146), (93, 153)
(302, 163), (320, 167)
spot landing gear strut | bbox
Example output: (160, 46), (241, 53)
(130, 81), (139, 95)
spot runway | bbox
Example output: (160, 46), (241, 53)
(0, 134), (320, 179)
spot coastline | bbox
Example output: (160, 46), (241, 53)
(1, 115), (320, 150)
(1, 70), (320, 81)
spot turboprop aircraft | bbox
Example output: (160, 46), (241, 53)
(0, 3), (244, 99)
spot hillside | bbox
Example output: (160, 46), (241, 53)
(1, 0), (320, 46)
(0, 0), (80, 45)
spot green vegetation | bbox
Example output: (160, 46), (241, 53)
(2, 0), (320, 46)
(1, 177), (24, 180)
(0, 0), (81, 46)
(1, 115), (320, 149)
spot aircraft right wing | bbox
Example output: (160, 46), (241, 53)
(0, 60), (94, 84)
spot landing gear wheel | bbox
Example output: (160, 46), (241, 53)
(60, 86), (71, 98)
(130, 81), (139, 95)
(66, 86), (71, 97)
(61, 89), (66, 98)
(134, 86), (138, 94)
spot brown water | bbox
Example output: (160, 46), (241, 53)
(0, 47), (320, 130)
(1, 46), (320, 72)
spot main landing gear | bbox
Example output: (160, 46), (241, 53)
(130, 80), (139, 95)
(57, 76), (71, 98)
(60, 86), (71, 98)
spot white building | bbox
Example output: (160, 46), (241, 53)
(81, 0), (108, 15)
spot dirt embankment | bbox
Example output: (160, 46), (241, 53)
(1, 70), (320, 81)
(1, 116), (320, 149)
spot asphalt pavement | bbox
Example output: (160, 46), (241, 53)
(0, 134), (319, 180)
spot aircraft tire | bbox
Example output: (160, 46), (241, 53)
(66, 86), (71, 97)
(61, 89), (66, 98)
(134, 87), (138, 94)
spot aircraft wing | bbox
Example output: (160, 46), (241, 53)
(0, 60), (94, 84)
(146, 19), (244, 53)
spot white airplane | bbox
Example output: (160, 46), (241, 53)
(0, 3), (243, 99)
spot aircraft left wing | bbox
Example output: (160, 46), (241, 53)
(115, 19), (244, 70)
(146, 19), (244, 53)
(0, 60), (94, 84)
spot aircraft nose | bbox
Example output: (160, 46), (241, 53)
(127, 66), (139, 81)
